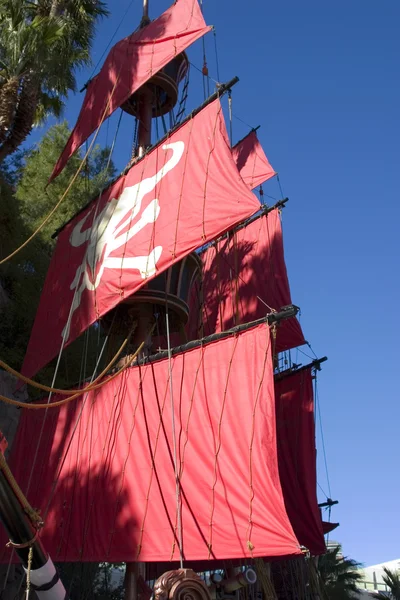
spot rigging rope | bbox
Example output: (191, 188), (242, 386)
(87, 0), (138, 83)
(165, 307), (184, 569)
(213, 27), (221, 83)
(24, 109), (123, 500)
(41, 322), (118, 523)
(314, 374), (332, 498)
(199, 0), (209, 100)
(228, 90), (233, 146)
(277, 173), (285, 199)
(0, 321), (135, 396)
(0, 76), (121, 266)
(0, 331), (153, 410)
(25, 546), (33, 600)
(0, 452), (42, 529)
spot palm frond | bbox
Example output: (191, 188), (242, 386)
(0, 0), (108, 159)
(34, 90), (64, 124)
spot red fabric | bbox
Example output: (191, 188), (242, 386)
(189, 210), (304, 352)
(5, 324), (301, 563)
(322, 521), (339, 534)
(22, 99), (260, 379)
(275, 369), (325, 555)
(50, 0), (211, 181)
(232, 131), (276, 189)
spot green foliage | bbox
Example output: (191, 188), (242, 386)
(0, 173), (38, 367)
(0, 0), (108, 92)
(56, 562), (125, 599)
(0, 122), (116, 378)
(16, 121), (116, 250)
(375, 568), (400, 600)
(0, 0), (108, 160)
(318, 545), (363, 600)
(0, 1), (65, 80)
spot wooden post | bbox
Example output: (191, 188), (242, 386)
(124, 563), (139, 600)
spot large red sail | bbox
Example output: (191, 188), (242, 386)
(50, 0), (211, 181)
(275, 368), (325, 555)
(5, 324), (301, 562)
(22, 99), (261, 379)
(232, 131), (276, 189)
(190, 209), (304, 352)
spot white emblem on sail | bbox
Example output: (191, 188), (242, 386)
(62, 141), (185, 341)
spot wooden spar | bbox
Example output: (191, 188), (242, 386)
(0, 446), (67, 598)
(52, 78), (240, 239)
(138, 305), (300, 366)
(274, 356), (328, 380)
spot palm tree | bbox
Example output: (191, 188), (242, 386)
(317, 544), (363, 600)
(374, 568), (400, 600)
(0, 0), (108, 162)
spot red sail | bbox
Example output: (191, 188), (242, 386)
(275, 368), (325, 555)
(190, 210), (304, 352)
(232, 131), (276, 189)
(22, 99), (260, 379)
(5, 324), (301, 562)
(49, 0), (211, 181)
(322, 521), (339, 534)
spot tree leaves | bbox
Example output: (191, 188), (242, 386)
(318, 545), (363, 600)
(374, 568), (400, 600)
(0, 0), (108, 160)
(0, 122), (116, 376)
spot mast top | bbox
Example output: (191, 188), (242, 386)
(141, 0), (150, 26)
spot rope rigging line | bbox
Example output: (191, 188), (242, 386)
(25, 546), (33, 600)
(0, 452), (42, 530)
(207, 216), (279, 316)
(0, 332), (151, 410)
(189, 61), (219, 88)
(228, 90), (233, 146)
(232, 112), (257, 131)
(199, 0), (210, 100)
(25, 255), (87, 495)
(0, 110), (122, 396)
(296, 347), (317, 361)
(23, 108), (124, 503)
(314, 374), (332, 499)
(165, 305), (184, 569)
(175, 66), (190, 124)
(0, 320), (135, 396)
(105, 356), (156, 559)
(317, 481), (329, 500)
(246, 326), (272, 552)
(277, 173), (285, 199)
(30, 325), (157, 572)
(41, 320), (116, 521)
(307, 341), (319, 359)
(202, 103), (222, 241)
(213, 27), (221, 83)
(135, 367), (174, 559)
(86, 0), (138, 85)
(0, 76), (121, 266)
(208, 334), (239, 559)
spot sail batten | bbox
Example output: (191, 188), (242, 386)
(50, 0), (212, 181)
(22, 98), (261, 379)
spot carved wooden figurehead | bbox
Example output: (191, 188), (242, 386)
(154, 569), (211, 600)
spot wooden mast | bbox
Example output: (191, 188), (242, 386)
(124, 0), (150, 592)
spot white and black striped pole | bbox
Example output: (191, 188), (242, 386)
(0, 437), (67, 598)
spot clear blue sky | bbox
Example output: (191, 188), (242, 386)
(31, 0), (400, 567)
